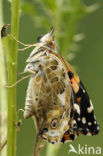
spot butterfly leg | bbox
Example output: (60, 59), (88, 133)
(5, 75), (32, 88)
(0, 140), (7, 153)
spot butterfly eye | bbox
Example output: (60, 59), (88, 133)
(50, 118), (58, 129)
(37, 35), (43, 42)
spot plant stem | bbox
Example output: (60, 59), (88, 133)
(0, 0), (7, 156)
(7, 0), (19, 156)
(46, 144), (60, 156)
(0, 39), (7, 156)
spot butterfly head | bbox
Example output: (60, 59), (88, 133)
(37, 27), (54, 48)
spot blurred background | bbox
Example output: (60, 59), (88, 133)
(2, 0), (103, 155)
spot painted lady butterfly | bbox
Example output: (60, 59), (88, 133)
(24, 28), (99, 144)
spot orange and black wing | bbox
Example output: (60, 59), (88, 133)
(61, 60), (100, 143)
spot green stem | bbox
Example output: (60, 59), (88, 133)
(7, 0), (19, 156)
(46, 144), (60, 156)
(0, 0), (7, 156)
(0, 39), (7, 156)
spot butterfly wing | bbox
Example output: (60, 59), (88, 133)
(65, 60), (100, 136)
(73, 81), (99, 136)
(49, 52), (99, 143)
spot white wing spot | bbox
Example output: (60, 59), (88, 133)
(87, 100), (94, 113)
(78, 117), (81, 121)
(88, 122), (92, 126)
(94, 121), (97, 124)
(97, 126), (99, 130)
(73, 120), (76, 125)
(74, 103), (80, 115)
(82, 117), (86, 124)
(83, 89), (85, 93)
(86, 128), (89, 131)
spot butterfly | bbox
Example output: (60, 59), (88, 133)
(24, 28), (99, 144)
